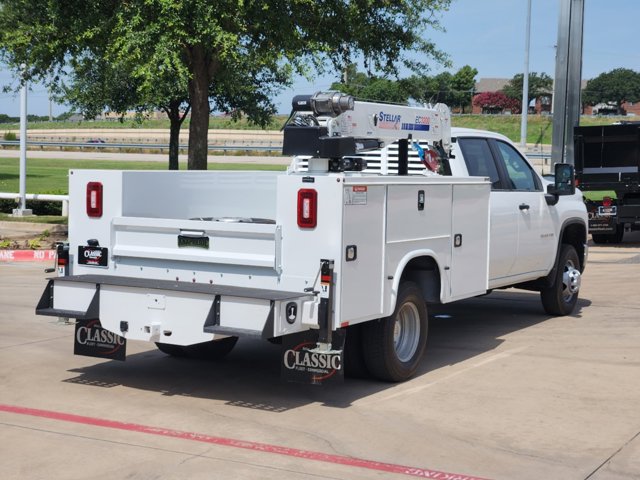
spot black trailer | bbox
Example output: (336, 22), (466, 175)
(574, 123), (640, 243)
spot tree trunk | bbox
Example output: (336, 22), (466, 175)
(187, 45), (211, 170)
(167, 100), (182, 170)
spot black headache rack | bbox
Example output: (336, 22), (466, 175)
(574, 124), (640, 192)
(36, 275), (312, 339)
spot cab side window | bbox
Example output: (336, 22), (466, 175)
(493, 141), (541, 191)
(457, 138), (502, 189)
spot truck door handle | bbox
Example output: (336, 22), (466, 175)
(519, 203), (530, 211)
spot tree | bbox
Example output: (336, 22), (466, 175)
(473, 91), (520, 114)
(330, 66), (410, 103)
(1, 0), (452, 169)
(62, 54), (190, 170)
(402, 72), (453, 106)
(401, 66), (477, 112)
(583, 68), (640, 114)
(450, 65), (478, 113)
(502, 72), (553, 104)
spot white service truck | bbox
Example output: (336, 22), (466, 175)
(37, 92), (588, 383)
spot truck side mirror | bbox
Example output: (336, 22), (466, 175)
(549, 163), (576, 196)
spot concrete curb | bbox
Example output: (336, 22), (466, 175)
(0, 250), (56, 262)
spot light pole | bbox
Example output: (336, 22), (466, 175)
(14, 63), (32, 216)
(520, 0), (532, 148)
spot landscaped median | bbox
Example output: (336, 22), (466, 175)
(0, 220), (66, 263)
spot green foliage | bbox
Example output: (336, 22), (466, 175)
(330, 64), (477, 109)
(583, 68), (640, 113)
(0, 0), (452, 170)
(501, 72), (553, 104)
(472, 91), (521, 114)
(330, 65), (410, 103)
(450, 65), (478, 112)
(3, 131), (17, 141)
(401, 65), (477, 112)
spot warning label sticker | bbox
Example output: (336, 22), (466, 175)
(344, 186), (368, 205)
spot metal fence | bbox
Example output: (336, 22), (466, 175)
(0, 192), (69, 216)
(0, 140), (281, 152)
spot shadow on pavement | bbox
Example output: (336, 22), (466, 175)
(63, 289), (589, 411)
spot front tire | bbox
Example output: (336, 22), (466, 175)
(362, 281), (428, 382)
(540, 244), (581, 316)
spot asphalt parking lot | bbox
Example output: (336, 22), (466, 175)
(1, 235), (639, 480)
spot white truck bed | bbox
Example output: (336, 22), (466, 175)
(39, 169), (490, 347)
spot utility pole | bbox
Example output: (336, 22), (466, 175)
(520, 0), (532, 148)
(551, 0), (585, 166)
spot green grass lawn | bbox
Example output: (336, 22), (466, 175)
(1, 115), (288, 131)
(0, 157), (286, 195)
(452, 115), (632, 145)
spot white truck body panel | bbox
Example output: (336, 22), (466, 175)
(54, 169), (490, 344)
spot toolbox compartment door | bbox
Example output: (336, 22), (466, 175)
(111, 217), (281, 271)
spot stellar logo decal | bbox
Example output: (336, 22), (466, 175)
(378, 111), (402, 130)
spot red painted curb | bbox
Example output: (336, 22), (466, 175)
(0, 250), (56, 262)
(0, 403), (490, 480)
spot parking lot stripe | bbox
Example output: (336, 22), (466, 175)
(0, 403), (490, 480)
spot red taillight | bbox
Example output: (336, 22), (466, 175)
(602, 196), (613, 208)
(86, 182), (103, 218)
(297, 189), (317, 229)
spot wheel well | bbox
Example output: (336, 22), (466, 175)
(400, 256), (441, 303)
(561, 221), (587, 272)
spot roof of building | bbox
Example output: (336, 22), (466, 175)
(475, 78), (509, 93)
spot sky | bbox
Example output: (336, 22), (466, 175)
(1, 0), (638, 117)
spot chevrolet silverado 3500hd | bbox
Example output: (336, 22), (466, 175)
(37, 92), (588, 383)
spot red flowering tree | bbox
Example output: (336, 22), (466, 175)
(473, 91), (521, 114)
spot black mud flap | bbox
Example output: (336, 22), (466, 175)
(74, 319), (126, 361)
(587, 201), (617, 234)
(281, 329), (345, 385)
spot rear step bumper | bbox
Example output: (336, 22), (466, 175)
(36, 275), (313, 340)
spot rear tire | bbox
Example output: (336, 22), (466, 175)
(362, 281), (428, 382)
(540, 244), (581, 316)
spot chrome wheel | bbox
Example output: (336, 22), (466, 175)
(393, 303), (421, 363)
(562, 260), (581, 303)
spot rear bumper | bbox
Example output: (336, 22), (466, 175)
(36, 275), (316, 345)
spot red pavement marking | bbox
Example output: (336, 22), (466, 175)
(0, 250), (56, 262)
(0, 403), (489, 480)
